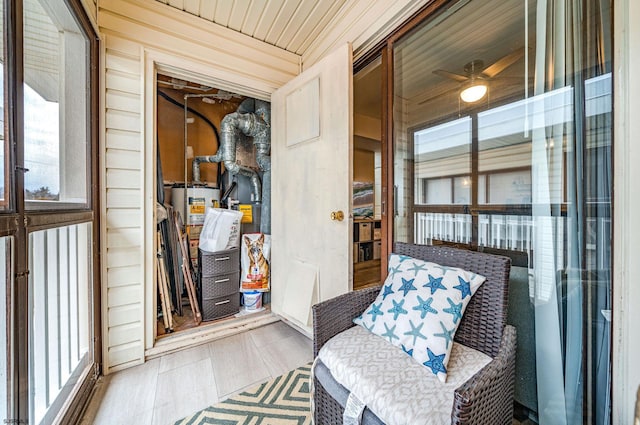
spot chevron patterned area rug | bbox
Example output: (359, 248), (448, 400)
(174, 363), (312, 425)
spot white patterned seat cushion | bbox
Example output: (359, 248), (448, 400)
(317, 325), (492, 425)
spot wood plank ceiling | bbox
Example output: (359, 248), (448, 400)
(155, 0), (534, 130)
(155, 0), (348, 55)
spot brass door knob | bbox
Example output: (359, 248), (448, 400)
(331, 211), (345, 221)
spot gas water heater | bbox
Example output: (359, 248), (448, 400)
(171, 185), (221, 225)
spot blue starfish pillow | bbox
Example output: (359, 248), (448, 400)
(353, 253), (486, 382)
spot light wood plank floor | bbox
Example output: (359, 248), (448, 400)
(80, 321), (313, 425)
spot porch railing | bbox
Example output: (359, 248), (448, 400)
(29, 222), (92, 424)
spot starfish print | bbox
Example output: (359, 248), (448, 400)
(407, 261), (427, 276)
(381, 323), (399, 343)
(404, 320), (427, 345)
(388, 299), (408, 320)
(423, 348), (447, 376)
(443, 297), (463, 324)
(433, 320), (455, 349)
(363, 322), (376, 333)
(432, 264), (458, 275)
(399, 277), (417, 296)
(396, 254), (413, 263)
(423, 274), (447, 294)
(382, 283), (395, 300)
(401, 345), (414, 356)
(388, 264), (403, 280)
(453, 276), (472, 299)
(367, 303), (384, 322)
(469, 272), (480, 280)
(412, 295), (437, 319)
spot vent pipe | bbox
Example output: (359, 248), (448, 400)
(192, 99), (271, 233)
(253, 100), (271, 234)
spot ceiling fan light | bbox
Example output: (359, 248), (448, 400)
(460, 83), (487, 103)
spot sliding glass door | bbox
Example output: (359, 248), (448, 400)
(0, 237), (10, 425)
(2, 0), (100, 423)
(1, 1), (14, 420)
(390, 0), (612, 423)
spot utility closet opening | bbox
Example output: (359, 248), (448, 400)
(155, 73), (272, 339)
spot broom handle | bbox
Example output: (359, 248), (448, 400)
(174, 214), (202, 324)
(156, 232), (170, 332)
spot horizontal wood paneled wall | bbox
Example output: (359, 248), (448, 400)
(98, 0), (300, 374)
(101, 34), (145, 373)
(100, 0), (300, 93)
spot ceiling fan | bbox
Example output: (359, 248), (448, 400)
(426, 47), (525, 104)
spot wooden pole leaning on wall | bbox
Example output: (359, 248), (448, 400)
(156, 231), (174, 332)
(156, 254), (170, 332)
(174, 213), (202, 325)
(159, 239), (175, 331)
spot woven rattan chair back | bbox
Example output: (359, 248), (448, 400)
(394, 243), (511, 358)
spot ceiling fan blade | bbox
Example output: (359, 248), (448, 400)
(433, 69), (469, 82)
(481, 47), (525, 78)
(492, 76), (534, 82)
(417, 86), (460, 105)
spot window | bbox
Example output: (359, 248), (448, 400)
(0, 0), (98, 423)
(23, 0), (97, 419)
(0, 1), (9, 421)
(391, 0), (612, 423)
(0, 1), (8, 209)
(23, 0), (89, 207)
(0, 237), (9, 425)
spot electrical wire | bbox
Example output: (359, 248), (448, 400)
(157, 90), (220, 143)
(157, 89), (222, 185)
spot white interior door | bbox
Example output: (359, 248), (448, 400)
(271, 43), (353, 334)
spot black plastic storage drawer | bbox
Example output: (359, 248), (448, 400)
(199, 248), (240, 277)
(201, 293), (240, 321)
(201, 272), (239, 299)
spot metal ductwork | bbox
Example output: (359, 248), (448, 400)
(253, 100), (271, 234)
(192, 98), (271, 233)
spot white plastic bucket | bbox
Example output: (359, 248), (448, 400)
(243, 291), (262, 311)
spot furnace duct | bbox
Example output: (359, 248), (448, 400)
(192, 99), (271, 234)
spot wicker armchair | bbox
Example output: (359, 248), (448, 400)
(312, 243), (517, 425)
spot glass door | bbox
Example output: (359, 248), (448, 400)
(1, 0), (99, 423)
(391, 0), (612, 423)
(0, 237), (10, 425)
(353, 57), (384, 289)
(1, 0), (14, 420)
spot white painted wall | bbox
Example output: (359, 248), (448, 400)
(613, 0), (640, 423)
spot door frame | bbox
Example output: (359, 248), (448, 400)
(142, 49), (276, 352)
(353, 0), (451, 279)
(3, 0), (102, 422)
(612, 0), (640, 422)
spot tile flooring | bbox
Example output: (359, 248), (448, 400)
(80, 321), (313, 425)
(81, 320), (534, 425)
